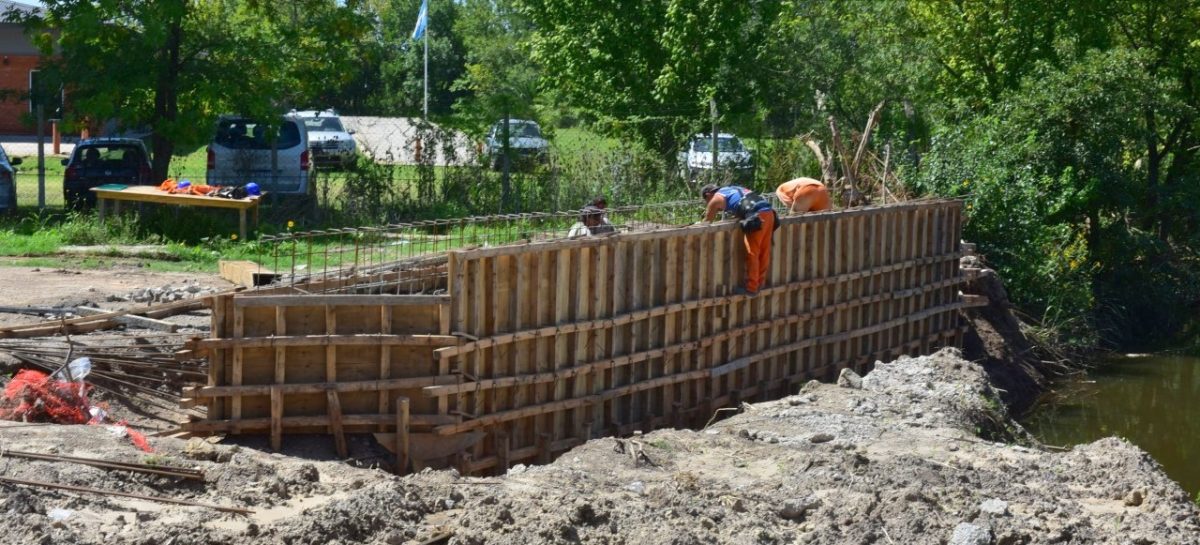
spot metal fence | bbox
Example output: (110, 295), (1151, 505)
(255, 199), (718, 294)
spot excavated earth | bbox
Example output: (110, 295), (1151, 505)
(2, 348), (1198, 545)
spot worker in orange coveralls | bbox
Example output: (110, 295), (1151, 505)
(775, 177), (831, 214)
(701, 184), (777, 296)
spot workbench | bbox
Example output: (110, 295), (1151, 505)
(90, 185), (263, 240)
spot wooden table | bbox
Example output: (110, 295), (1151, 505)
(91, 185), (264, 240)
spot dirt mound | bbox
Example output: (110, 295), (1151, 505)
(960, 256), (1051, 416)
(3, 349), (1197, 545)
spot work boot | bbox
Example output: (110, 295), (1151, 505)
(732, 285), (758, 297)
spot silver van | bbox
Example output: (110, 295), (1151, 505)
(206, 115), (310, 195)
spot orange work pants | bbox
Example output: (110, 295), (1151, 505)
(742, 210), (775, 293)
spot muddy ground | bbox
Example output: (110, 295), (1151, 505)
(2, 349), (1197, 545)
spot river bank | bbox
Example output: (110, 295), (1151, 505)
(1023, 352), (1200, 499)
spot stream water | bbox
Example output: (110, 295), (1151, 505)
(1021, 353), (1200, 498)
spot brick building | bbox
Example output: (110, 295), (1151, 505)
(0, 0), (41, 135)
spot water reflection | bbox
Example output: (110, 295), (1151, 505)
(1022, 354), (1200, 497)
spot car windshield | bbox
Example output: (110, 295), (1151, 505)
(495, 122), (542, 139)
(73, 145), (144, 168)
(303, 117), (345, 132)
(215, 119), (302, 150)
(693, 137), (745, 153)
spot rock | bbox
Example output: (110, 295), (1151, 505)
(1124, 490), (1145, 507)
(809, 433), (835, 444)
(950, 522), (993, 545)
(569, 501), (600, 525)
(979, 498), (1009, 516)
(837, 368), (863, 389)
(778, 496), (821, 521)
(182, 437), (217, 460)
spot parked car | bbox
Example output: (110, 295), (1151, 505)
(484, 119), (549, 169)
(62, 138), (154, 210)
(294, 109), (356, 168)
(677, 133), (754, 182)
(0, 146), (21, 213)
(206, 114), (310, 196)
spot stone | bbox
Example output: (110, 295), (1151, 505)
(980, 498), (1009, 516)
(778, 496), (821, 521)
(837, 368), (863, 389)
(809, 433), (835, 444)
(950, 522), (993, 545)
(1124, 490), (1145, 507)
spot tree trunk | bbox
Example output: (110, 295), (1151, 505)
(1142, 108), (1161, 238)
(151, 16), (183, 182)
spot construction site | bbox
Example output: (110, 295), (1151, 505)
(1, 199), (1198, 545)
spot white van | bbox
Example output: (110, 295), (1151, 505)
(206, 115), (310, 195)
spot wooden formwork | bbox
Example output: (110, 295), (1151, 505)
(184, 200), (976, 473)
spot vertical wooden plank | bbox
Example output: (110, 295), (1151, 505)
(708, 230), (725, 406)
(448, 252), (464, 332)
(208, 295), (226, 420)
(629, 240), (646, 426)
(326, 390), (347, 459)
(662, 236), (680, 422)
(553, 248), (572, 441)
(494, 255), (513, 420)
(231, 305), (245, 432)
(325, 305), (337, 381)
(535, 250), (554, 442)
(472, 257), (490, 423)
(513, 252), (533, 450)
(696, 231), (712, 415)
(270, 385), (283, 452)
(395, 396), (410, 474)
(274, 307), (287, 384)
(378, 305), (392, 430)
(573, 246), (592, 437)
(679, 234), (696, 422)
(821, 217), (834, 376)
(592, 243), (610, 435)
(646, 238), (663, 428)
(610, 241), (627, 427)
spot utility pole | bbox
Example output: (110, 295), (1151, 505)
(36, 104), (45, 210)
(501, 113), (510, 212)
(710, 98), (718, 184)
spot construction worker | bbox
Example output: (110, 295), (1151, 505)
(775, 177), (831, 214)
(568, 204), (615, 237)
(701, 184), (776, 296)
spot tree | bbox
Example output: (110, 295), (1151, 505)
(11, 0), (368, 180)
(519, 0), (780, 151)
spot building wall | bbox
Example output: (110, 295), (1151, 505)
(0, 53), (37, 134)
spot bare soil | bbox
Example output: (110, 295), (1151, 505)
(0, 266), (231, 329)
(2, 349), (1197, 545)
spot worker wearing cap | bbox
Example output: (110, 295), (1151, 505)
(775, 177), (831, 214)
(568, 204), (615, 238)
(701, 184), (776, 296)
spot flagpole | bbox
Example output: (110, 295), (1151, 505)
(423, 7), (429, 119)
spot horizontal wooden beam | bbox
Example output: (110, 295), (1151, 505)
(181, 413), (458, 432)
(197, 334), (460, 350)
(233, 294), (451, 308)
(183, 375), (459, 399)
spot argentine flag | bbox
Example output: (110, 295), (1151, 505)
(411, 0), (428, 40)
